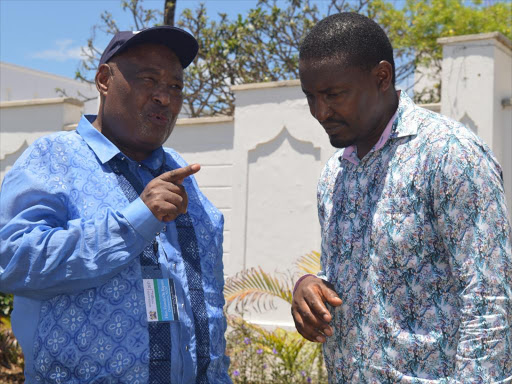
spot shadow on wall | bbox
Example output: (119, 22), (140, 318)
(248, 127), (321, 163)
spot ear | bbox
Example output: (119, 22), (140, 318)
(373, 60), (394, 92)
(95, 64), (112, 96)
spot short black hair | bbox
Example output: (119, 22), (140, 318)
(299, 12), (396, 85)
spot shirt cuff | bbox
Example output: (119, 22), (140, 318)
(293, 274), (316, 295)
(120, 197), (165, 242)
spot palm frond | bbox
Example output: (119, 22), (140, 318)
(296, 251), (321, 275)
(224, 267), (294, 312)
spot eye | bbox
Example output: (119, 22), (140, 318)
(169, 84), (183, 94)
(141, 76), (156, 85)
(326, 90), (346, 99)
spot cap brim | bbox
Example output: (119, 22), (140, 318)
(116, 26), (198, 68)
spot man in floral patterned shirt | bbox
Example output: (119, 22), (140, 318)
(291, 12), (511, 383)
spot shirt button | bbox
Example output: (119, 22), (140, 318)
(162, 226), (167, 232)
(185, 345), (189, 351)
(349, 213), (356, 219)
(181, 303), (185, 308)
(156, 232), (160, 236)
(173, 263), (177, 271)
(121, 157), (125, 161)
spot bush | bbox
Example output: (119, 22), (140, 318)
(0, 293), (24, 377)
(226, 315), (327, 383)
(0, 293), (13, 317)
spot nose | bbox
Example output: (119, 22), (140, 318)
(152, 86), (171, 107)
(313, 97), (332, 122)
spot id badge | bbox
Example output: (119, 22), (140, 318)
(143, 278), (180, 322)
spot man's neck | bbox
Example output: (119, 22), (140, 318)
(356, 91), (399, 159)
(91, 116), (151, 162)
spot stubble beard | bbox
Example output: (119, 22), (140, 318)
(329, 135), (355, 149)
(137, 113), (173, 145)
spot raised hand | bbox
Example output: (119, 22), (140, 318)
(140, 164), (200, 222)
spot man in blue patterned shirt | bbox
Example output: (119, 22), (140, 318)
(0, 27), (231, 383)
(291, 13), (511, 383)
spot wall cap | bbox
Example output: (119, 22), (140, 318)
(437, 32), (511, 50)
(0, 97), (84, 108)
(419, 102), (441, 112)
(176, 115), (233, 126)
(1, 61), (95, 87)
(231, 79), (300, 91)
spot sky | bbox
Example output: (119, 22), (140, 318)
(0, 0), (336, 80)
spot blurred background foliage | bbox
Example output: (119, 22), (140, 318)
(0, 293), (24, 383)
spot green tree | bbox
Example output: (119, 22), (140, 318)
(75, 0), (512, 114)
(380, 0), (512, 102)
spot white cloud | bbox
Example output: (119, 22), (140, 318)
(32, 39), (84, 61)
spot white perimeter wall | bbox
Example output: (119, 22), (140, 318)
(164, 116), (235, 267)
(1, 62), (98, 115)
(0, 98), (84, 182)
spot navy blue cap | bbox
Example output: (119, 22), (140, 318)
(99, 26), (198, 68)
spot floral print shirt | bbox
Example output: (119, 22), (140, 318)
(317, 91), (512, 383)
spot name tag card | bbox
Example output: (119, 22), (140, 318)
(143, 278), (180, 322)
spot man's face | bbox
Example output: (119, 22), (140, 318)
(100, 43), (184, 159)
(299, 56), (387, 150)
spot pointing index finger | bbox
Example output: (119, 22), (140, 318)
(159, 164), (201, 184)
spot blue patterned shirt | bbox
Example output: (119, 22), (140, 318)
(0, 116), (231, 383)
(318, 92), (512, 383)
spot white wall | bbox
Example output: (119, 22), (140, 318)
(227, 80), (334, 327)
(0, 62), (98, 114)
(164, 116), (235, 264)
(414, 64), (441, 103)
(0, 98), (83, 182)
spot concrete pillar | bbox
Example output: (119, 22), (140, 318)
(439, 32), (512, 217)
(230, 80), (332, 328)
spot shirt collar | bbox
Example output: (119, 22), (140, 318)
(391, 89), (421, 139)
(341, 90), (418, 165)
(76, 115), (164, 170)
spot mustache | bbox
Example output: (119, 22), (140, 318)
(144, 108), (173, 122)
(321, 118), (348, 129)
